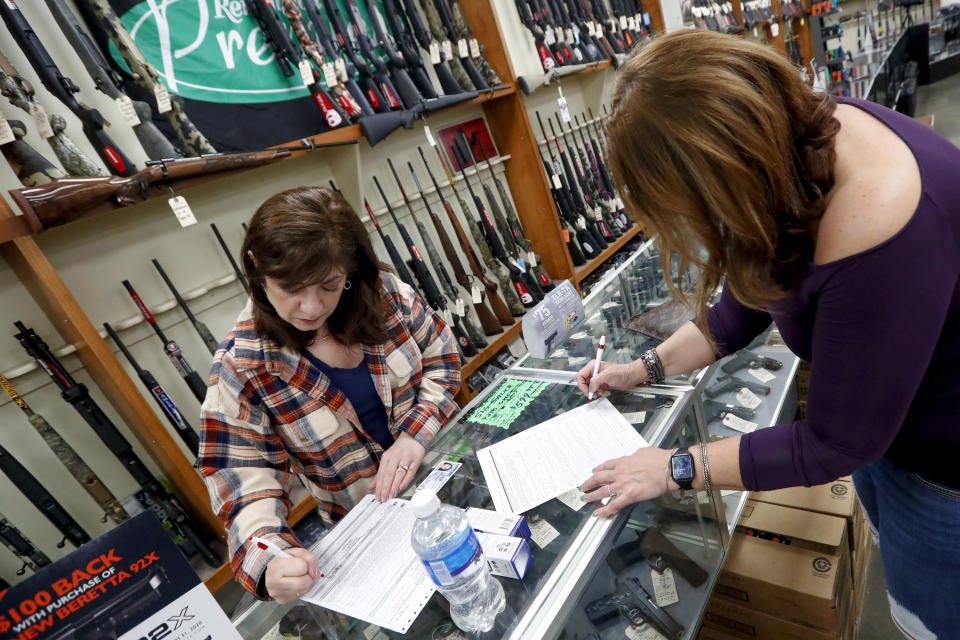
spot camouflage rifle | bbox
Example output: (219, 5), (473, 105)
(0, 373), (128, 525)
(448, 0), (503, 86)
(432, 0), (489, 90)
(72, 0), (217, 156)
(0, 115), (67, 187)
(0, 0), (136, 176)
(414, 0), (474, 92)
(0, 49), (104, 177)
(43, 0), (180, 160)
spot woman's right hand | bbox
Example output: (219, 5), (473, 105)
(576, 359), (649, 397)
(264, 547), (321, 604)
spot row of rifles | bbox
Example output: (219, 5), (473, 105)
(0, 0), (502, 191)
(515, 0), (653, 73)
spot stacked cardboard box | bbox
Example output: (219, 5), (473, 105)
(699, 479), (872, 640)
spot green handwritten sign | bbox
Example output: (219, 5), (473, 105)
(466, 379), (549, 429)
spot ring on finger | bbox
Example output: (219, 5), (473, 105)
(397, 463), (409, 472)
(605, 484), (614, 497)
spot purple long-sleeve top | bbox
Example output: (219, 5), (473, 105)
(707, 97), (960, 491)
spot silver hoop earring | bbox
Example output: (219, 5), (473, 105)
(343, 280), (352, 290)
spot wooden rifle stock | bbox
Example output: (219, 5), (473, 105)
(11, 148), (294, 229)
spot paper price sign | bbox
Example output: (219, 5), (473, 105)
(736, 387), (762, 409)
(115, 96), (141, 126)
(651, 568), (679, 606)
(429, 42), (441, 64)
(723, 413), (758, 433)
(458, 39), (469, 58)
(442, 40), (453, 59)
(469, 38), (481, 58)
(748, 367), (776, 383)
(557, 95), (571, 123)
(168, 196), (197, 228)
(0, 115), (14, 145)
(322, 62), (338, 89)
(30, 104), (54, 139)
(153, 84), (172, 113)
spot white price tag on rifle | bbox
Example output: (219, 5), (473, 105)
(771, 22), (780, 37)
(748, 367), (776, 383)
(168, 195), (197, 228)
(723, 413), (758, 433)
(471, 283), (483, 304)
(429, 41), (441, 64)
(551, 173), (562, 189)
(154, 83), (172, 113)
(593, 206), (603, 221)
(335, 58), (348, 81)
(620, 15), (629, 29)
(651, 568), (679, 607)
(469, 38), (481, 58)
(545, 27), (557, 45)
(442, 40), (453, 60)
(557, 90), (571, 123)
(0, 114), (15, 146)
(736, 387), (763, 409)
(298, 59), (314, 87)
(458, 39), (469, 58)
(628, 17), (638, 30)
(115, 95), (141, 126)
(566, 28), (575, 43)
(322, 62), (338, 88)
(424, 125), (436, 147)
(526, 251), (537, 267)
(30, 104), (54, 139)
(528, 518), (560, 548)
(455, 298), (466, 317)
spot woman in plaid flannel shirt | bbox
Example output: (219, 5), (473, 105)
(197, 187), (461, 602)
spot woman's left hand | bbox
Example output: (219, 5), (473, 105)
(372, 432), (426, 502)
(580, 447), (676, 518)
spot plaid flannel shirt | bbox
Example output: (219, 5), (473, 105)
(196, 272), (461, 597)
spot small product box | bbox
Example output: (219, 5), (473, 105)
(465, 506), (531, 543)
(476, 531), (532, 579)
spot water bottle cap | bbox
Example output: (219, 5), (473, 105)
(410, 490), (441, 518)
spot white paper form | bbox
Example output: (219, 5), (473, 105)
(477, 398), (650, 514)
(302, 495), (435, 633)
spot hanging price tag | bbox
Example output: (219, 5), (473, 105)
(154, 84), (172, 113)
(335, 58), (348, 81)
(557, 88), (571, 123)
(736, 387), (763, 409)
(322, 62), (338, 88)
(593, 206), (603, 221)
(620, 15), (628, 29)
(469, 38), (481, 58)
(622, 411), (646, 424)
(168, 195), (197, 227)
(471, 283), (483, 304)
(458, 38), (469, 58)
(651, 568), (679, 606)
(566, 28), (575, 43)
(30, 104), (54, 139)
(424, 125), (436, 147)
(0, 114), (14, 145)
(442, 40), (453, 59)
(527, 251), (537, 267)
(551, 173), (562, 189)
(115, 95), (141, 126)
(556, 487), (586, 511)
(723, 413), (759, 433)
(528, 518), (560, 548)
(753, 26), (759, 36)
(771, 22), (780, 37)
(748, 368), (776, 383)
(455, 298), (466, 317)
(298, 60), (314, 87)
(628, 17), (637, 30)
(429, 41), (441, 64)
(545, 27), (557, 45)
(576, 216), (587, 229)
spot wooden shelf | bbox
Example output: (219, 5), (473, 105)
(202, 494), (319, 593)
(573, 225), (643, 285)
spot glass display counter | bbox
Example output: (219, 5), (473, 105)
(231, 374), (728, 639)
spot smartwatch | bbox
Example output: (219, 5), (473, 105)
(669, 447), (696, 491)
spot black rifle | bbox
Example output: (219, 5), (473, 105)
(0, 513), (51, 574)
(13, 322), (222, 568)
(103, 322), (200, 455)
(456, 131), (546, 300)
(433, 0), (490, 89)
(450, 139), (539, 308)
(345, 0), (421, 107)
(548, 115), (609, 247)
(720, 350), (783, 375)
(470, 135), (554, 291)
(211, 223), (249, 291)
(363, 197), (416, 287)
(42, 0), (179, 160)
(417, 145), (516, 325)
(0, 373), (127, 525)
(703, 399), (758, 424)
(704, 374), (771, 399)
(386, 158), (482, 354)
(555, 112), (616, 241)
(0, 0), (135, 176)
(152, 259), (219, 355)
(0, 115), (66, 187)
(0, 445), (90, 548)
(407, 160), (503, 335)
(572, 113), (626, 234)
(514, 0), (562, 72)
(398, 0), (463, 94)
(377, 0), (442, 97)
(122, 280), (208, 403)
(246, 0), (350, 130)
(581, 111), (631, 230)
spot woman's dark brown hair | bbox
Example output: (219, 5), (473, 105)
(607, 29), (840, 337)
(241, 186), (390, 350)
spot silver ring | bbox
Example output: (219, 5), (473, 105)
(397, 464), (410, 472)
(605, 484), (614, 497)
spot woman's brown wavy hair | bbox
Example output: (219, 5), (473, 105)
(241, 187), (390, 351)
(607, 29), (840, 338)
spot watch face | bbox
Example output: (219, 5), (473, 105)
(671, 454), (695, 481)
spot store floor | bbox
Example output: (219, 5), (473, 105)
(917, 68), (960, 146)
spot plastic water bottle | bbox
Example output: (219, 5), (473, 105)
(410, 491), (506, 633)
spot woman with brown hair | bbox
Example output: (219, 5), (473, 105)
(577, 29), (960, 638)
(197, 187), (461, 603)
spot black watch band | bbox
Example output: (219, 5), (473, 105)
(670, 446), (696, 491)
